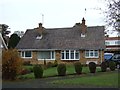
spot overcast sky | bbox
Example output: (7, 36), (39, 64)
(0, 0), (118, 36)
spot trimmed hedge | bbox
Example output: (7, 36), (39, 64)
(74, 62), (82, 74)
(57, 63), (66, 76)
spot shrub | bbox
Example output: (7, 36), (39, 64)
(52, 60), (58, 67)
(101, 62), (107, 72)
(2, 49), (23, 80)
(29, 67), (33, 72)
(23, 61), (31, 66)
(46, 62), (53, 68)
(88, 62), (96, 73)
(57, 63), (66, 76)
(33, 64), (43, 78)
(109, 61), (116, 71)
(20, 68), (30, 75)
(74, 62), (82, 74)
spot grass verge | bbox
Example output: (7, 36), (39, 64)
(51, 71), (118, 87)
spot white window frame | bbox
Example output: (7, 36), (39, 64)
(21, 51), (32, 58)
(85, 50), (99, 58)
(37, 51), (55, 60)
(61, 50), (80, 60)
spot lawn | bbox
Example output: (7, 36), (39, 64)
(15, 64), (119, 88)
(19, 64), (101, 79)
(51, 71), (118, 87)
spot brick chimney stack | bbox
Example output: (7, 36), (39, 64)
(37, 23), (44, 34)
(81, 18), (87, 35)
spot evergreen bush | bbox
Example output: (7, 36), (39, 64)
(33, 64), (43, 78)
(101, 62), (107, 72)
(88, 62), (96, 73)
(57, 63), (66, 76)
(109, 61), (116, 71)
(74, 62), (82, 74)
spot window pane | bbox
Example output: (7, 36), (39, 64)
(66, 50), (69, 59)
(75, 53), (79, 59)
(90, 51), (94, 57)
(66, 53), (69, 59)
(85, 51), (89, 57)
(75, 51), (79, 59)
(38, 51), (50, 59)
(21, 52), (24, 57)
(62, 53), (64, 59)
(25, 51), (31, 57)
(51, 51), (55, 59)
(71, 52), (74, 59)
(95, 51), (98, 57)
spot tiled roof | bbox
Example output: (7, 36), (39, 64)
(16, 25), (105, 50)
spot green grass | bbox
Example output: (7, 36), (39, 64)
(23, 65), (33, 70)
(51, 71), (118, 87)
(44, 67), (57, 77)
(18, 64), (119, 87)
(18, 64), (101, 79)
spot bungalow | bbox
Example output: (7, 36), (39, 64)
(16, 18), (105, 65)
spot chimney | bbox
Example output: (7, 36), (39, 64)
(37, 23), (44, 35)
(81, 18), (87, 35)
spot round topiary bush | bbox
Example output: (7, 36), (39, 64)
(88, 62), (96, 73)
(33, 64), (43, 78)
(57, 63), (66, 76)
(74, 62), (82, 74)
(101, 62), (107, 72)
(109, 61), (116, 71)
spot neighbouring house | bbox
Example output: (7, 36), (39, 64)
(14, 31), (24, 38)
(105, 37), (120, 53)
(16, 18), (105, 65)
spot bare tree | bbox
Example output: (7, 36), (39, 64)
(105, 0), (120, 32)
(1, 24), (11, 45)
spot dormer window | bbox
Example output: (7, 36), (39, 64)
(36, 35), (42, 40)
(81, 34), (85, 37)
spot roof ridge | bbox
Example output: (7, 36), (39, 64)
(45, 27), (73, 30)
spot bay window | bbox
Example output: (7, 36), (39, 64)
(61, 50), (80, 60)
(85, 50), (99, 58)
